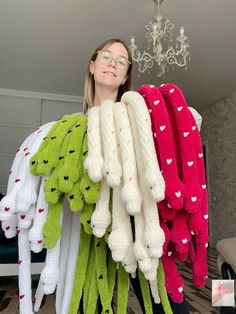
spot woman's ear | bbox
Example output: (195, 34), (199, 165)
(89, 60), (94, 75)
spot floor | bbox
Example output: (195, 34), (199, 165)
(0, 248), (235, 314)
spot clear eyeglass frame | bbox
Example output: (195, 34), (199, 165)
(97, 50), (131, 70)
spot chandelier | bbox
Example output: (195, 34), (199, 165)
(129, 0), (190, 77)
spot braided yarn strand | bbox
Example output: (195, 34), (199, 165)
(113, 101), (142, 215)
(84, 106), (104, 182)
(100, 99), (122, 187)
(122, 91), (165, 202)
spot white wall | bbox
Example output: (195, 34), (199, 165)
(0, 89), (83, 194)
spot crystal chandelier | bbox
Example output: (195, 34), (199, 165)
(129, 0), (190, 77)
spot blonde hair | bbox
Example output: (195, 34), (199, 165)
(82, 38), (133, 114)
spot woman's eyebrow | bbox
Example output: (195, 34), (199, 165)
(105, 49), (128, 59)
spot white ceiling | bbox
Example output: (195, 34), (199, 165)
(0, 0), (236, 109)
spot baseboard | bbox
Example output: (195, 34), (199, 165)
(0, 262), (45, 276)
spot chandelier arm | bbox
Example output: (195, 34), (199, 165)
(165, 49), (190, 67)
(164, 22), (175, 39)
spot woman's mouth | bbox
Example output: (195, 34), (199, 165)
(103, 71), (116, 77)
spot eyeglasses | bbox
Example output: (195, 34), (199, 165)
(97, 50), (131, 70)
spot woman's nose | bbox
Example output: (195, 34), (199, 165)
(109, 58), (116, 67)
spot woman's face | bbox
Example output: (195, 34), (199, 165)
(89, 42), (129, 92)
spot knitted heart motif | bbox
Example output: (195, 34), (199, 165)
(158, 201), (175, 220)
(178, 286), (183, 293)
(166, 158), (172, 165)
(175, 191), (181, 198)
(160, 125), (166, 131)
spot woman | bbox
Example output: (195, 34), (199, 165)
(83, 38), (132, 113)
(81, 38), (190, 314)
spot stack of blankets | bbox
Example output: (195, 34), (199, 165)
(0, 83), (208, 314)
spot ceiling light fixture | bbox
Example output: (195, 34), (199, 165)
(129, 0), (190, 77)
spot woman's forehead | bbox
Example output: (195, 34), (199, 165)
(102, 42), (128, 57)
